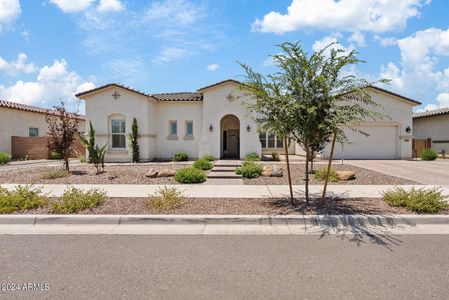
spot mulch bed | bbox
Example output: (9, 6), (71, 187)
(17, 197), (449, 215)
(0, 164), (193, 185)
(244, 163), (418, 185)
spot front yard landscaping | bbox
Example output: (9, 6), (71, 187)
(7, 196), (449, 215)
(0, 163), (195, 185)
(243, 163), (418, 185)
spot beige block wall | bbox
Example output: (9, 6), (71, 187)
(0, 107), (85, 155)
(413, 114), (449, 152)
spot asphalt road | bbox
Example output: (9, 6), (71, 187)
(1, 235), (449, 299)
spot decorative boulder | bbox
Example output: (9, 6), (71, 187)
(157, 169), (176, 177)
(145, 169), (159, 178)
(336, 171), (356, 181)
(262, 165), (273, 177)
(271, 166), (283, 177)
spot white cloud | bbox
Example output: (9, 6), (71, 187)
(253, 0), (429, 35)
(50, 0), (94, 13)
(379, 27), (449, 109)
(0, 59), (94, 110)
(312, 33), (353, 56)
(374, 35), (397, 47)
(436, 93), (449, 108)
(98, 0), (124, 13)
(0, 0), (21, 32)
(348, 32), (365, 47)
(0, 53), (37, 75)
(152, 47), (193, 64)
(207, 63), (219, 72)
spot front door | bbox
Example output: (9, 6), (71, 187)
(223, 129), (239, 158)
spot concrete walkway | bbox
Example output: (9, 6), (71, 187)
(1, 183), (448, 198)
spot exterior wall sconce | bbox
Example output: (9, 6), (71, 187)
(406, 126), (411, 133)
(247, 125), (251, 132)
(209, 124), (213, 132)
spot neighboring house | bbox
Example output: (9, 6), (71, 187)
(76, 80), (420, 162)
(413, 107), (449, 155)
(0, 100), (85, 159)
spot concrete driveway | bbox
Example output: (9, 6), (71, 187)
(348, 159), (449, 185)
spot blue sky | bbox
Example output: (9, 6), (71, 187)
(0, 0), (448, 113)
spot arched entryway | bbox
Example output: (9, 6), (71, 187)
(220, 114), (240, 159)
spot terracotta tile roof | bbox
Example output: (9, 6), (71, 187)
(0, 100), (85, 120)
(152, 92), (202, 101)
(75, 83), (151, 99)
(76, 83), (203, 101)
(413, 107), (449, 119)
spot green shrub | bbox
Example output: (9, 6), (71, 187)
(41, 169), (70, 180)
(174, 167), (206, 184)
(236, 161), (263, 178)
(0, 185), (48, 214)
(383, 187), (448, 214)
(173, 152), (188, 162)
(271, 152), (280, 161)
(245, 152), (261, 161)
(146, 186), (184, 211)
(52, 187), (106, 214)
(421, 148), (438, 161)
(201, 154), (214, 162)
(314, 167), (338, 182)
(193, 158), (213, 170)
(50, 151), (62, 160)
(79, 155), (86, 163)
(0, 152), (11, 165)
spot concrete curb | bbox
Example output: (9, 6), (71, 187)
(1, 214), (449, 226)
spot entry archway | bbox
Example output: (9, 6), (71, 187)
(220, 114), (240, 158)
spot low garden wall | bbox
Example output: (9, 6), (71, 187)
(11, 136), (85, 160)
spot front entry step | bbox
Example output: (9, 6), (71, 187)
(207, 160), (243, 179)
(207, 171), (242, 179)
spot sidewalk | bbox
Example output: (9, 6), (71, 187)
(1, 183), (448, 198)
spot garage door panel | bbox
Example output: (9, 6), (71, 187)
(329, 126), (398, 159)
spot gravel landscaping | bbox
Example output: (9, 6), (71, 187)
(244, 163), (418, 185)
(15, 197), (449, 215)
(0, 163), (194, 185)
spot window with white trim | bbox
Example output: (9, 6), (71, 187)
(169, 120), (177, 137)
(111, 119), (126, 149)
(259, 131), (284, 148)
(185, 121), (193, 137)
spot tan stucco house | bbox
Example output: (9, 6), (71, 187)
(413, 107), (449, 154)
(0, 100), (85, 159)
(76, 80), (420, 162)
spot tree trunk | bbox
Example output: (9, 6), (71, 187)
(321, 132), (337, 202)
(284, 136), (294, 205)
(64, 152), (70, 172)
(310, 156), (314, 173)
(305, 148), (310, 204)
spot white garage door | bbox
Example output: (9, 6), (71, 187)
(330, 126), (398, 160)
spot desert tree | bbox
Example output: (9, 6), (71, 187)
(45, 101), (81, 172)
(238, 41), (386, 203)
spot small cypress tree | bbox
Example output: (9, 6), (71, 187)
(129, 117), (140, 163)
